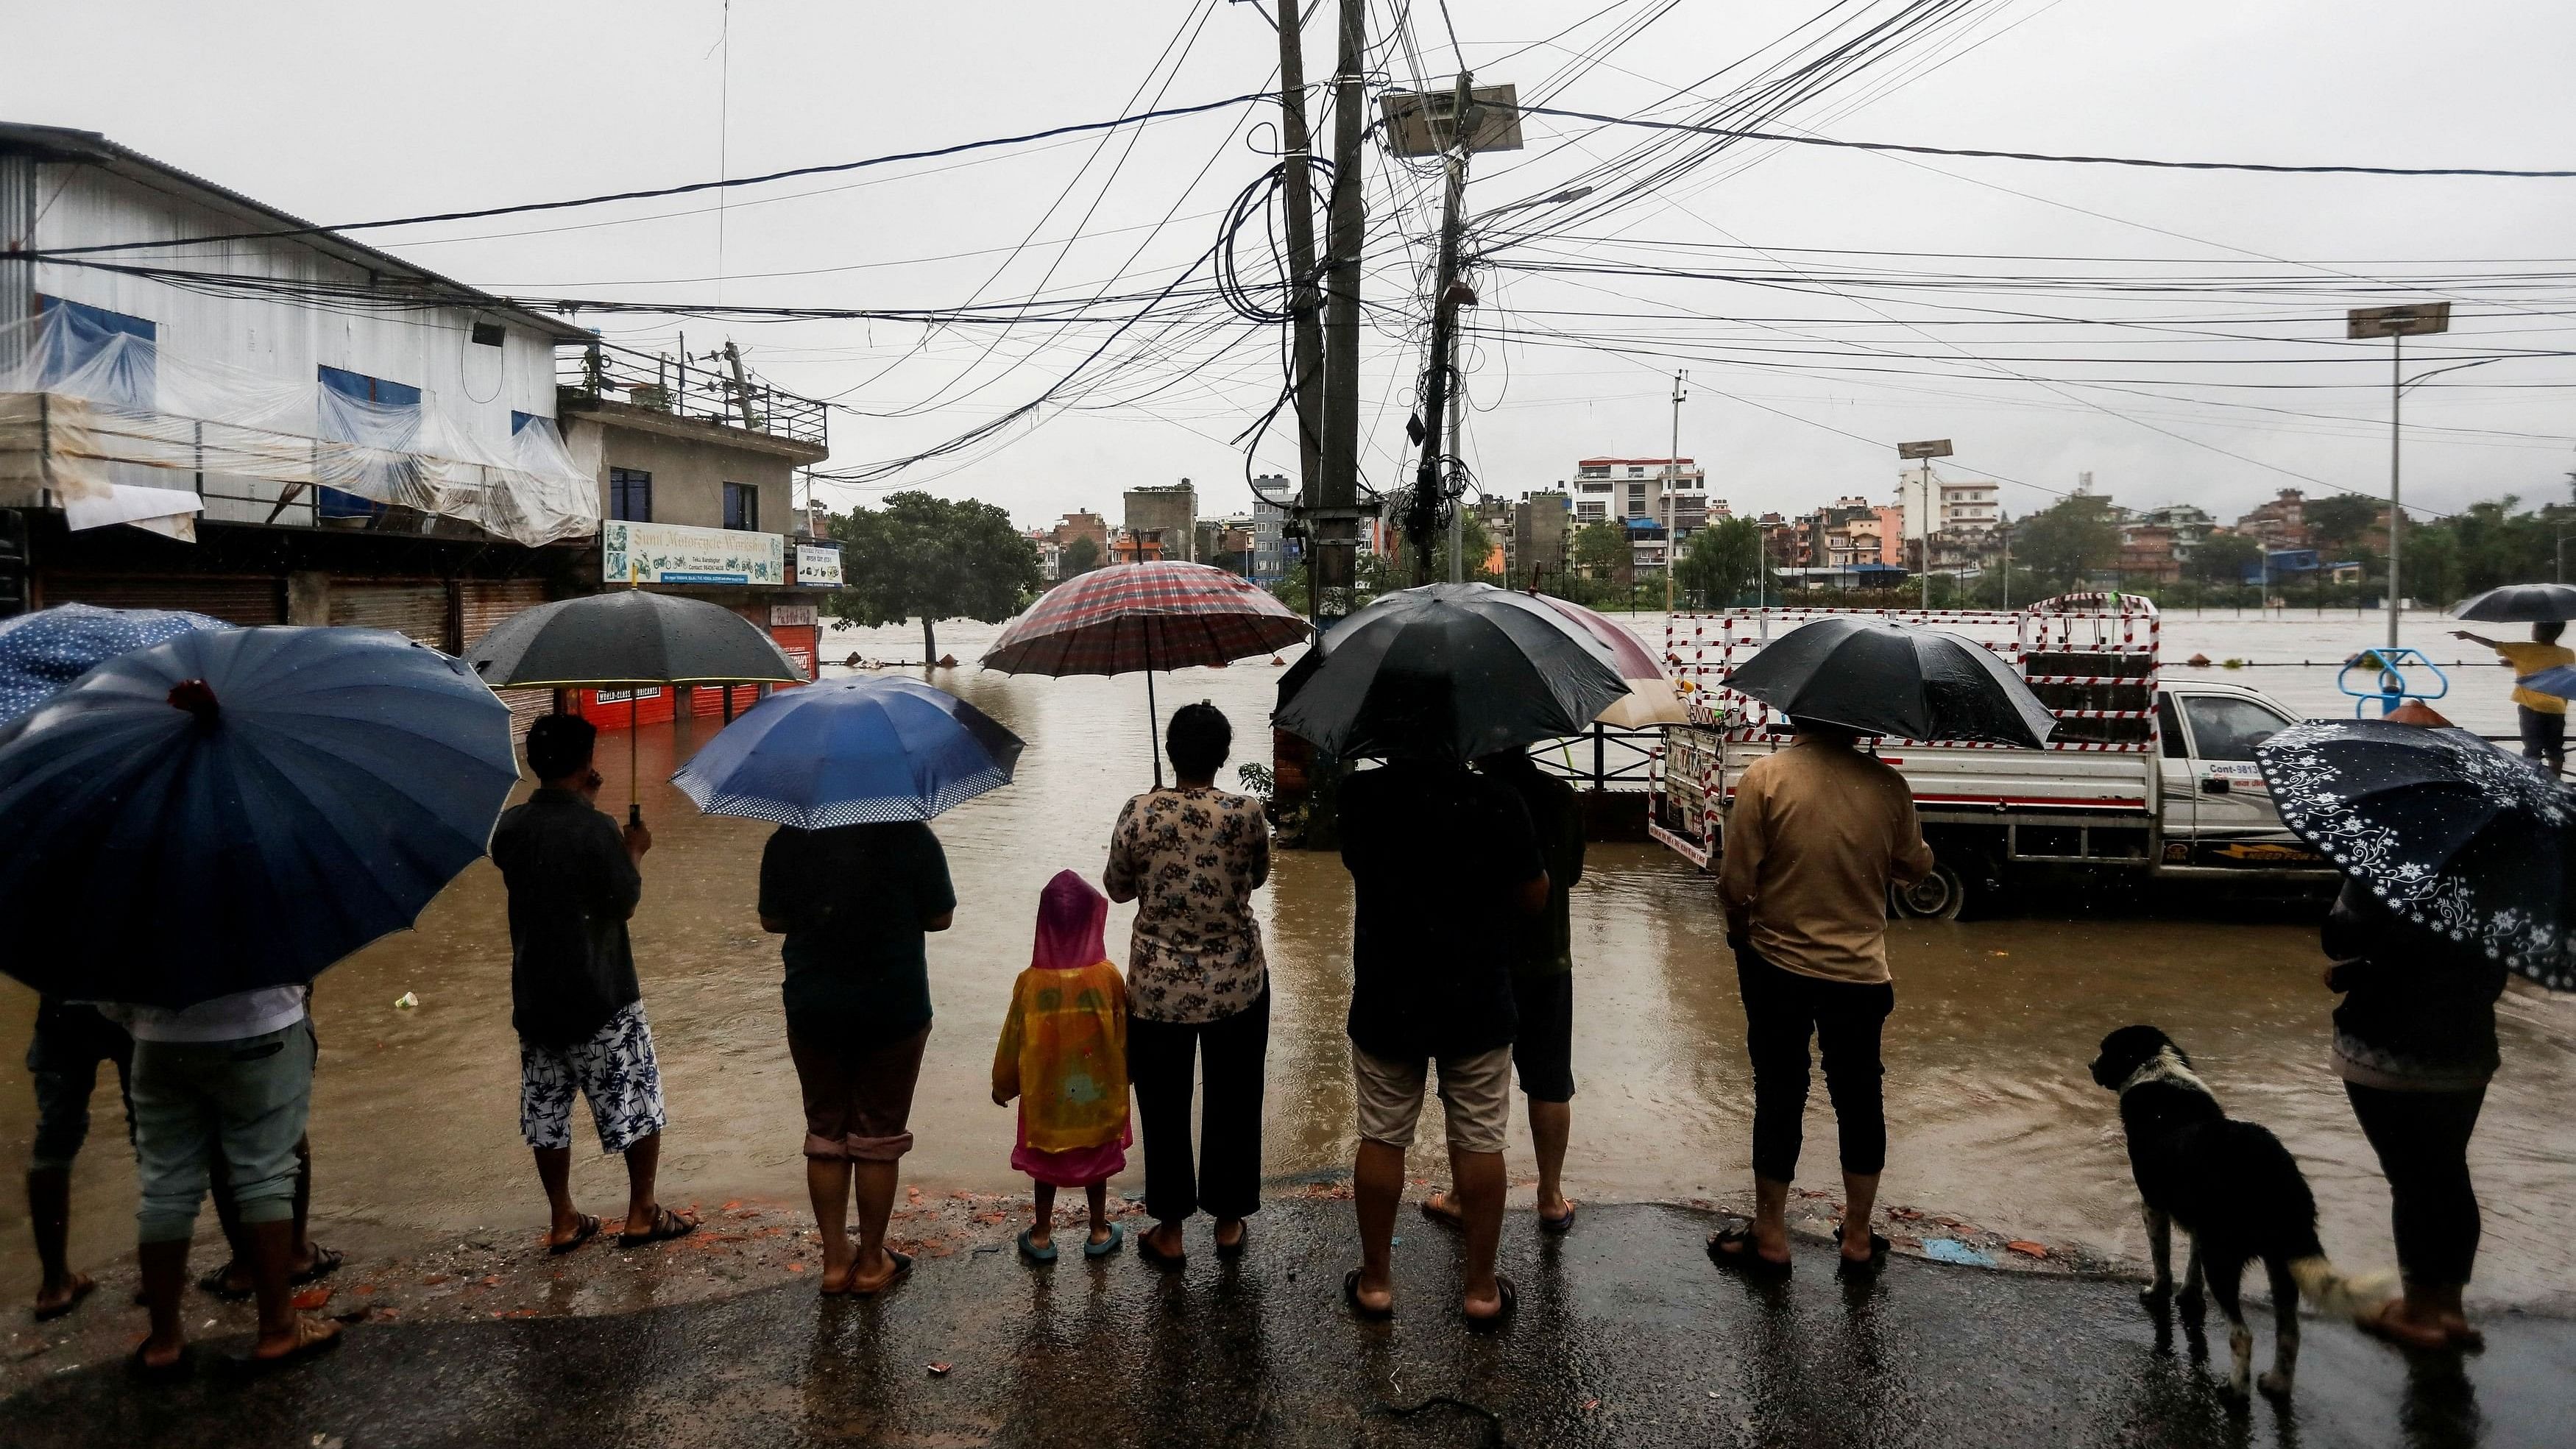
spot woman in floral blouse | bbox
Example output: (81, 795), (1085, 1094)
(1103, 702), (1271, 1265)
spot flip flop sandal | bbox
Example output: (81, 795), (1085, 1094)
(1464, 1275), (1518, 1333)
(1083, 1223), (1126, 1260)
(1836, 1231), (1893, 1277)
(227, 1320), (344, 1375)
(1539, 1202), (1578, 1236)
(1706, 1227), (1792, 1280)
(1342, 1267), (1395, 1322)
(1214, 1223), (1248, 1261)
(1018, 1227), (1059, 1265)
(1418, 1194), (1465, 1230)
(292, 1245), (345, 1284)
(617, 1205), (698, 1249)
(1137, 1227), (1186, 1270)
(127, 1343), (195, 1384)
(547, 1216), (603, 1255)
(853, 1250), (913, 1297)
(33, 1278), (96, 1322)
(196, 1262), (254, 1302)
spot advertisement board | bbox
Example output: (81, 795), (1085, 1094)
(603, 520), (785, 586)
(795, 543), (844, 587)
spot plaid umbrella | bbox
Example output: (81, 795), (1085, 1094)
(983, 561), (1309, 785)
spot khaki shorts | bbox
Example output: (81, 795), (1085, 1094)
(1351, 1043), (1513, 1154)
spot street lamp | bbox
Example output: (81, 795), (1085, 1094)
(1897, 439), (1953, 609)
(2346, 304), (2452, 648)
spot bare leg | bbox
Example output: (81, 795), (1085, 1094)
(1086, 1182), (1111, 1245)
(2260, 1257), (2301, 1399)
(245, 1218), (339, 1360)
(136, 1237), (189, 1370)
(213, 1136), (320, 1291)
(1839, 1169), (1881, 1262)
(531, 1146), (586, 1246)
(849, 1160), (901, 1290)
(28, 1167), (92, 1315)
(1749, 1173), (1794, 1264)
(1030, 1181), (1058, 1252)
(1452, 1147), (1507, 1320)
(620, 1130), (668, 1233)
(1529, 1098), (1573, 1224)
(807, 1158), (853, 1289)
(1351, 1138), (1403, 1314)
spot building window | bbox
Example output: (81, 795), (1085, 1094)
(36, 295), (157, 409)
(723, 481), (760, 532)
(316, 366), (422, 520)
(609, 468), (654, 522)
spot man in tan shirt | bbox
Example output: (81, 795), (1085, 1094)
(1707, 722), (1933, 1278)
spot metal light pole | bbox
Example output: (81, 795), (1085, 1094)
(1897, 439), (1952, 612)
(1666, 369), (1687, 613)
(2348, 304), (2452, 648)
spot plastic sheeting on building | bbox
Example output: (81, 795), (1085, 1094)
(0, 308), (598, 547)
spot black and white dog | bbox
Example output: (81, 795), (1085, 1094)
(2090, 1025), (2391, 1400)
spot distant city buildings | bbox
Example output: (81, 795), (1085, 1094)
(1122, 481), (1197, 564)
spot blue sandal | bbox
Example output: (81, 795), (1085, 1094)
(1083, 1223), (1125, 1259)
(1017, 1227), (1058, 1265)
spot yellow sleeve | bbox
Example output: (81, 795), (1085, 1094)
(991, 974), (1025, 1103)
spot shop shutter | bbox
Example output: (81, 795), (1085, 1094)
(41, 573), (285, 625)
(328, 583), (452, 650)
(460, 579), (555, 737)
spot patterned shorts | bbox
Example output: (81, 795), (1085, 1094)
(519, 1002), (668, 1154)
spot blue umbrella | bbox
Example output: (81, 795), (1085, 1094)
(672, 676), (1023, 828)
(0, 602), (230, 726)
(2515, 663), (2576, 701)
(0, 627), (520, 1009)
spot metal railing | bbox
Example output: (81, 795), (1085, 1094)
(558, 341), (828, 449)
(1526, 723), (1663, 792)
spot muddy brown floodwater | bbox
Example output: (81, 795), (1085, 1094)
(3, 610), (2571, 1312)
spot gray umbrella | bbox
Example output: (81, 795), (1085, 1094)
(1273, 584), (1630, 762)
(464, 590), (802, 822)
(1724, 617), (2056, 747)
(2455, 584), (2576, 623)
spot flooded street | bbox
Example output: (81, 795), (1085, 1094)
(4, 609), (2571, 1311)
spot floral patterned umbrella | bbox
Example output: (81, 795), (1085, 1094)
(2256, 718), (2576, 991)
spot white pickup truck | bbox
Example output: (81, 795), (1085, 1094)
(1649, 596), (2335, 916)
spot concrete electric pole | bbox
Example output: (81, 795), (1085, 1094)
(1314, 0), (1368, 624)
(1665, 369), (1686, 613)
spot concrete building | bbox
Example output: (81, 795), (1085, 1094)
(1250, 496), (1291, 585)
(0, 122), (835, 732)
(1571, 456), (1708, 570)
(2136, 503), (2216, 563)
(2234, 489), (2309, 549)
(1508, 491), (1571, 590)
(1123, 481), (1196, 564)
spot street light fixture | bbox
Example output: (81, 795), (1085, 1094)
(2346, 303), (2451, 648)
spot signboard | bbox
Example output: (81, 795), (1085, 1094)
(1379, 84), (1524, 157)
(604, 520), (782, 586)
(1896, 439), (1953, 460)
(2347, 303), (2452, 339)
(795, 542), (844, 587)
(771, 603), (818, 628)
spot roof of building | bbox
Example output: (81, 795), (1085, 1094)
(1, 121), (593, 344)
(1577, 457), (1697, 467)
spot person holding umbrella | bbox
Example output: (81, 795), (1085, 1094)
(675, 676), (1019, 1296)
(2447, 622), (2570, 773)
(491, 716), (696, 1253)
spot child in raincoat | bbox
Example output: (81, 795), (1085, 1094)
(992, 870), (1133, 1262)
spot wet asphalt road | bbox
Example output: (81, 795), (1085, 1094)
(12, 1202), (2569, 1449)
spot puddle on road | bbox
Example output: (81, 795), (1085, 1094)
(2, 613), (2568, 1309)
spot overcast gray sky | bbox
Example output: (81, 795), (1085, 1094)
(16, 0), (2576, 530)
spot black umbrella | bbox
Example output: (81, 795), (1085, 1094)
(2455, 583), (2576, 623)
(1273, 583), (1630, 762)
(2256, 718), (2575, 991)
(1723, 617), (2056, 747)
(465, 590), (802, 822)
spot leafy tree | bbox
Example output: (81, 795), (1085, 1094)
(1059, 533), (1103, 577)
(824, 491), (1039, 662)
(1571, 521), (1631, 582)
(2014, 495), (2119, 590)
(2190, 531), (2263, 587)
(2304, 494), (2379, 557)
(1674, 516), (1766, 606)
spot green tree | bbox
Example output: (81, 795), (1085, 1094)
(1674, 516), (1766, 606)
(1571, 521), (1630, 582)
(2190, 531), (2262, 587)
(2304, 494), (2379, 558)
(824, 491), (1040, 662)
(1059, 533), (1102, 576)
(2014, 495), (2119, 590)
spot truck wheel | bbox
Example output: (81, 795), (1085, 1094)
(1890, 858), (1970, 920)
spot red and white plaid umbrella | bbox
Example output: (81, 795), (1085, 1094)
(983, 561), (1310, 676)
(983, 561), (1310, 787)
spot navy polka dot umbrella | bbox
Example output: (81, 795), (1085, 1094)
(0, 602), (229, 729)
(2256, 718), (2576, 991)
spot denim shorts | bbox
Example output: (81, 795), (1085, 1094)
(130, 1018), (315, 1244)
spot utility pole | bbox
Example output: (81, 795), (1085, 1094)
(721, 341), (757, 431)
(1665, 370), (1687, 613)
(2347, 303), (2449, 648)
(1273, 0), (1324, 525)
(1314, 0), (1367, 623)
(1411, 70), (1476, 587)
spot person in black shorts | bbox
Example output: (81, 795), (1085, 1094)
(24, 999), (134, 1319)
(1420, 748), (1586, 1234)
